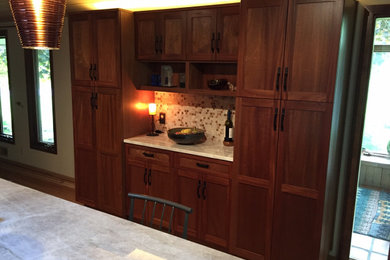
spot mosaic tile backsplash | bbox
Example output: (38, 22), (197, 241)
(154, 92), (235, 144)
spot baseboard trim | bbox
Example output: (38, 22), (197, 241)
(0, 158), (75, 189)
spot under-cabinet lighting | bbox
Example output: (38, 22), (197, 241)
(92, 0), (240, 11)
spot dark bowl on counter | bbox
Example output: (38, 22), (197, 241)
(168, 127), (206, 145)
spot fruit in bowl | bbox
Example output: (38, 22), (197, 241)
(168, 127), (206, 145)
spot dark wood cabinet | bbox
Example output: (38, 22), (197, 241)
(187, 6), (239, 61)
(230, 98), (278, 259)
(231, 98), (333, 260)
(70, 9), (154, 217)
(175, 154), (231, 250)
(271, 101), (332, 260)
(70, 11), (119, 88)
(125, 145), (174, 227)
(72, 84), (123, 216)
(237, 0), (343, 102)
(72, 86), (97, 207)
(135, 11), (186, 60)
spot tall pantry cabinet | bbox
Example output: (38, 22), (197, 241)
(69, 9), (153, 216)
(231, 0), (343, 259)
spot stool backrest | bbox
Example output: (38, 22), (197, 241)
(127, 193), (192, 239)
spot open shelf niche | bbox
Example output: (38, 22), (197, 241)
(135, 61), (237, 96)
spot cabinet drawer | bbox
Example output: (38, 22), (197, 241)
(177, 155), (230, 175)
(126, 145), (170, 167)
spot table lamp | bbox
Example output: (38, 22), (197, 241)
(147, 103), (158, 136)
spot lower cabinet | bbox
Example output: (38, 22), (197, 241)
(124, 144), (232, 251)
(125, 145), (174, 229)
(175, 154), (231, 250)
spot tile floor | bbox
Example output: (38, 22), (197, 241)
(350, 232), (389, 260)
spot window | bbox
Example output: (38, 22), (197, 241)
(362, 18), (390, 157)
(0, 31), (14, 143)
(25, 49), (56, 153)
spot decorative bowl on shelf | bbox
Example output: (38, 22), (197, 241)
(207, 79), (228, 90)
(168, 127), (206, 145)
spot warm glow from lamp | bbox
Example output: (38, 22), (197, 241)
(148, 103), (157, 116)
(135, 102), (149, 110)
(92, 0), (240, 11)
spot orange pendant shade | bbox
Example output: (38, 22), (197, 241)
(9, 0), (67, 50)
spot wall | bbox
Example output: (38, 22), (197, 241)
(359, 156), (390, 191)
(0, 19), (75, 178)
(154, 92), (235, 144)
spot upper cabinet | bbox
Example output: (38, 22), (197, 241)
(69, 12), (120, 88)
(237, 0), (343, 102)
(186, 6), (239, 61)
(135, 5), (240, 62)
(135, 11), (186, 60)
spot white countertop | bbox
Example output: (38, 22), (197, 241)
(124, 134), (234, 162)
(0, 178), (239, 260)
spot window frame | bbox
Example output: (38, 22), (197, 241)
(0, 30), (15, 144)
(24, 49), (57, 154)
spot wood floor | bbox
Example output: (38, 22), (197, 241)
(0, 158), (75, 202)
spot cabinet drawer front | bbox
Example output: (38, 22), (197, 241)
(177, 156), (230, 175)
(126, 146), (170, 167)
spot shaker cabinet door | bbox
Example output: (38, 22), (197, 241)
(237, 0), (288, 98)
(135, 13), (159, 60)
(215, 6), (240, 61)
(282, 0), (343, 102)
(94, 12), (120, 87)
(69, 15), (93, 86)
(272, 101), (333, 260)
(161, 11), (187, 60)
(72, 86), (97, 207)
(187, 9), (217, 61)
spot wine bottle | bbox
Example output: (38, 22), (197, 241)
(224, 110), (233, 146)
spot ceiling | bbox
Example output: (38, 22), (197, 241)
(1, 0), (390, 23)
(0, 0), (240, 23)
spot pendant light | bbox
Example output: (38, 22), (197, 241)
(9, 0), (67, 50)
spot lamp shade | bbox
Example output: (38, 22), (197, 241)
(9, 0), (67, 50)
(148, 103), (157, 116)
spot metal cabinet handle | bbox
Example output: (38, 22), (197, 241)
(281, 108), (285, 131)
(155, 35), (159, 54)
(276, 67), (281, 91)
(273, 108), (278, 131)
(211, 33), (215, 53)
(197, 180), (201, 199)
(196, 162), (209, 169)
(143, 152), (154, 158)
(216, 32), (220, 53)
(143, 168), (147, 185)
(202, 181), (206, 200)
(90, 92), (95, 109)
(93, 64), (97, 81)
(148, 169), (152, 186)
(94, 93), (98, 110)
(283, 67), (288, 91)
(159, 35), (163, 54)
(89, 64), (93, 80)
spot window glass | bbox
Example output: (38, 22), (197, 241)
(36, 50), (54, 144)
(25, 49), (56, 153)
(362, 18), (390, 155)
(0, 32), (14, 142)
